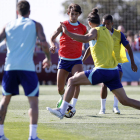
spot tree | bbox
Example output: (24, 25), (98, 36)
(62, 0), (140, 33)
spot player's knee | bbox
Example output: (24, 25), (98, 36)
(67, 77), (73, 85)
(67, 77), (76, 86)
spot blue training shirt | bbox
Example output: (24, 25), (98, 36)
(120, 32), (129, 46)
(5, 17), (37, 71)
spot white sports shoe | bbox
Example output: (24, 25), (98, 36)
(0, 135), (9, 140)
(99, 109), (105, 114)
(113, 106), (120, 114)
(47, 107), (64, 119)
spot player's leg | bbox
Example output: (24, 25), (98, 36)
(47, 71), (91, 119)
(99, 84), (107, 114)
(71, 63), (83, 108)
(113, 66), (123, 114)
(0, 95), (11, 140)
(64, 71), (91, 102)
(0, 95), (11, 124)
(19, 71), (40, 140)
(105, 69), (140, 110)
(47, 68), (119, 119)
(56, 69), (69, 108)
(112, 88), (140, 109)
(0, 71), (19, 140)
(57, 69), (69, 95)
(56, 58), (70, 108)
(28, 97), (39, 140)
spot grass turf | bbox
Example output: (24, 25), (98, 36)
(1, 85), (140, 140)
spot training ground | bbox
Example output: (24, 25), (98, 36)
(2, 85), (140, 140)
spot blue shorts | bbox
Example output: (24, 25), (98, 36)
(57, 59), (82, 72)
(2, 70), (39, 96)
(117, 64), (123, 73)
(85, 68), (123, 91)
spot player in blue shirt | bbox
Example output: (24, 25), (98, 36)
(99, 14), (137, 115)
(0, 1), (51, 140)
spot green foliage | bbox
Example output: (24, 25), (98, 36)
(62, 0), (140, 32)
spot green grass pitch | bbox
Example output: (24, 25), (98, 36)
(1, 85), (140, 140)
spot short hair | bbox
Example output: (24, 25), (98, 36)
(17, 0), (30, 16)
(88, 8), (100, 24)
(67, 4), (82, 14)
(103, 14), (113, 22)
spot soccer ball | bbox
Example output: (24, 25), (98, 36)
(65, 104), (76, 118)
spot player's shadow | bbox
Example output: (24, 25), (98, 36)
(87, 114), (139, 119)
(87, 115), (107, 118)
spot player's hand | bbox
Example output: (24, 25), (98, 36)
(42, 58), (52, 68)
(131, 63), (138, 72)
(60, 22), (68, 34)
(49, 46), (57, 54)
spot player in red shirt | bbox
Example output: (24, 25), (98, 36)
(50, 4), (87, 108)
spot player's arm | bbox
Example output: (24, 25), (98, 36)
(0, 26), (6, 43)
(50, 25), (62, 53)
(61, 22), (97, 43)
(36, 22), (51, 68)
(125, 43), (137, 72)
(121, 32), (138, 72)
(82, 47), (91, 63)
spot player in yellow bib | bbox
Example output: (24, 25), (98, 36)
(99, 14), (137, 115)
(46, 9), (139, 119)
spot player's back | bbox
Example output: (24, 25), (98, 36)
(5, 17), (36, 71)
(90, 26), (118, 69)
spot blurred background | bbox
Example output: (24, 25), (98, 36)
(0, 0), (140, 85)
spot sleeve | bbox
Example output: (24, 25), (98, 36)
(120, 32), (129, 46)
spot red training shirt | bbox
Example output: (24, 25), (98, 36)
(59, 20), (87, 59)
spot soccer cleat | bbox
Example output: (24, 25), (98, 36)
(28, 136), (43, 140)
(99, 109), (105, 114)
(56, 97), (63, 108)
(46, 107), (64, 119)
(0, 135), (9, 140)
(113, 106), (120, 114)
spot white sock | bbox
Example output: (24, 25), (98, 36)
(113, 96), (118, 107)
(71, 98), (78, 108)
(60, 100), (69, 115)
(0, 125), (4, 136)
(100, 98), (106, 110)
(29, 124), (37, 139)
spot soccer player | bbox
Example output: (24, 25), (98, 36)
(47, 8), (139, 120)
(99, 14), (137, 114)
(50, 4), (87, 108)
(0, 1), (51, 140)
